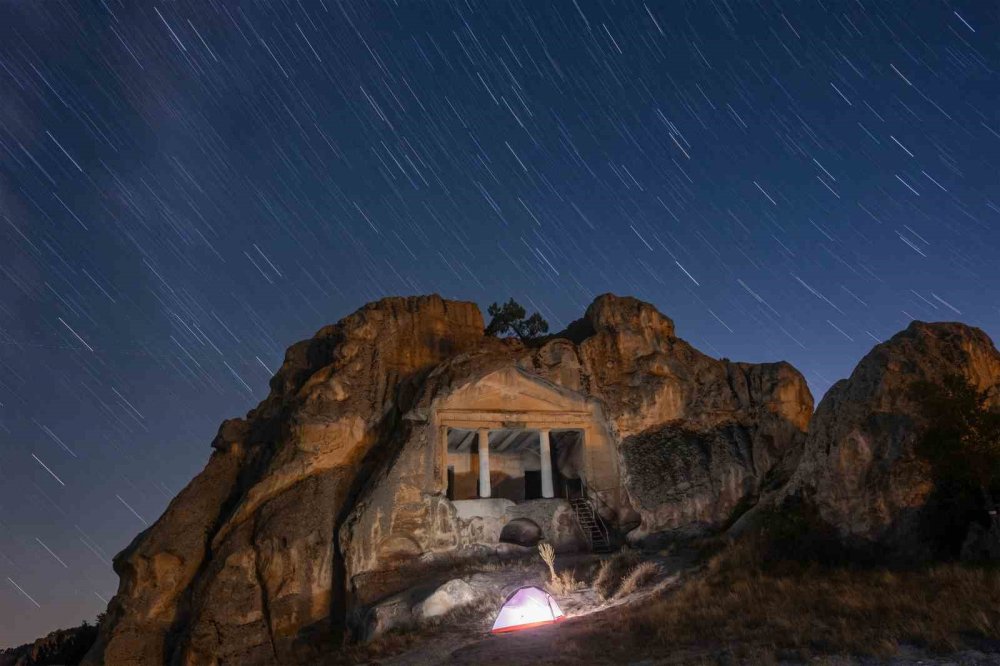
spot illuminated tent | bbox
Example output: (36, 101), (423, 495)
(491, 586), (565, 634)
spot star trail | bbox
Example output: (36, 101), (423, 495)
(1, 0), (999, 647)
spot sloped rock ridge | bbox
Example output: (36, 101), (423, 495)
(82, 293), (813, 665)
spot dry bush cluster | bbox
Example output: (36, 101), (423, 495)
(538, 541), (584, 595)
(593, 549), (642, 599)
(575, 538), (1000, 662)
(547, 569), (582, 596)
(613, 561), (660, 600)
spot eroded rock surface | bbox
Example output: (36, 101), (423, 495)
(83, 294), (812, 665)
(84, 296), (484, 665)
(416, 579), (477, 620)
(784, 321), (1000, 559)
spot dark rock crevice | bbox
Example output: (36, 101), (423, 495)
(251, 514), (280, 663)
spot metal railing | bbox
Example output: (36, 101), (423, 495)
(565, 475), (615, 550)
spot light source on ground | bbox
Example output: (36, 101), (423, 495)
(490, 586), (565, 634)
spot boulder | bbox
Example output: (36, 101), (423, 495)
(361, 593), (414, 641)
(416, 579), (478, 619)
(784, 321), (1000, 560)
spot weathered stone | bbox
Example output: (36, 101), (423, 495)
(623, 422), (761, 542)
(362, 593), (414, 641)
(784, 321), (1000, 560)
(499, 518), (542, 547)
(416, 579), (478, 619)
(84, 296), (485, 665)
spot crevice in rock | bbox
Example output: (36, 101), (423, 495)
(252, 513), (280, 663)
(330, 367), (436, 643)
(162, 421), (288, 663)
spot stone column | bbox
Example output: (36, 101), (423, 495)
(438, 425), (449, 488)
(539, 428), (554, 498)
(478, 428), (491, 498)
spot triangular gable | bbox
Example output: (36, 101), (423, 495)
(440, 367), (588, 414)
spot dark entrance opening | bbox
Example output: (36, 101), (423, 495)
(524, 470), (542, 500)
(446, 466), (456, 501)
(551, 430), (584, 498)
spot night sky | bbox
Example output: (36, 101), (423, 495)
(2, 0), (999, 647)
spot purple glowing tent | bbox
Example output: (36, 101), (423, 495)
(491, 586), (565, 634)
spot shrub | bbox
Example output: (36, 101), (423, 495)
(547, 569), (582, 596)
(538, 542), (556, 580)
(625, 545), (1000, 659)
(613, 561), (660, 600)
(750, 497), (872, 568)
(593, 549), (641, 600)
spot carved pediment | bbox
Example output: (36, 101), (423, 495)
(438, 366), (589, 415)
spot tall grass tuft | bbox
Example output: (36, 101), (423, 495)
(613, 561), (660, 600)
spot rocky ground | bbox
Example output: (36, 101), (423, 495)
(340, 542), (1000, 666)
(344, 549), (692, 666)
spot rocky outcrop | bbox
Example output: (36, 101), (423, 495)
(0, 624), (97, 666)
(784, 321), (1000, 560)
(624, 422), (763, 541)
(82, 293), (812, 665)
(84, 296), (484, 665)
(339, 295), (812, 603)
(416, 579), (477, 619)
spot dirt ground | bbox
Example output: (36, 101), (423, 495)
(381, 617), (1000, 666)
(369, 552), (690, 666)
(359, 547), (1000, 666)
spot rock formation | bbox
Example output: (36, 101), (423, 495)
(0, 624), (97, 666)
(84, 297), (484, 665)
(81, 293), (812, 665)
(783, 321), (1000, 560)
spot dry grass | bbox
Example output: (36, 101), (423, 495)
(537, 541), (587, 596)
(547, 569), (582, 596)
(575, 540), (1000, 661)
(593, 549), (641, 600)
(538, 542), (557, 579)
(613, 561), (660, 600)
(475, 557), (538, 574)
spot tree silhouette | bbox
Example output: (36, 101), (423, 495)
(484, 298), (549, 341)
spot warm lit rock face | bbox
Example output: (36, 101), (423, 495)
(83, 296), (484, 666)
(83, 294), (812, 665)
(785, 321), (1000, 559)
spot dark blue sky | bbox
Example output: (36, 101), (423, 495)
(1, 0), (998, 646)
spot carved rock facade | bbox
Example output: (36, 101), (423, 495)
(84, 294), (812, 665)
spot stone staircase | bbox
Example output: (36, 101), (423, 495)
(569, 496), (613, 553)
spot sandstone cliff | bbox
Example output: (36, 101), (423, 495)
(83, 296), (484, 665)
(783, 321), (1000, 560)
(82, 294), (812, 665)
